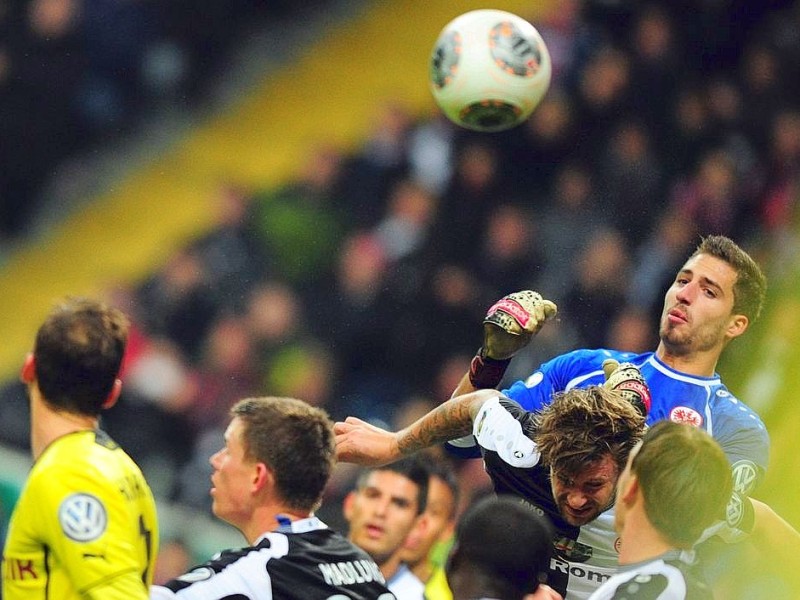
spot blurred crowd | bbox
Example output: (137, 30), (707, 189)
(2, 0), (800, 526)
(0, 0), (316, 240)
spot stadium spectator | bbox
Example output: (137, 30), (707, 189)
(344, 458), (430, 598)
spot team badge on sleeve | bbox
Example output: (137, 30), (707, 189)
(731, 460), (759, 495)
(58, 493), (108, 542)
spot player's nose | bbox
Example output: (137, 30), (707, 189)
(566, 491), (588, 508)
(675, 281), (696, 304)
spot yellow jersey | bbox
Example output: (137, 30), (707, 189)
(423, 566), (453, 600)
(2, 429), (158, 600)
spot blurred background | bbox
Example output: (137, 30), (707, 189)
(1, 0), (799, 581)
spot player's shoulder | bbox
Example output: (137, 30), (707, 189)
(31, 431), (96, 478)
(707, 385), (759, 414)
(538, 349), (650, 387)
(598, 557), (711, 600)
(605, 571), (674, 599)
(549, 348), (650, 369)
(702, 383), (767, 438)
(30, 430), (144, 494)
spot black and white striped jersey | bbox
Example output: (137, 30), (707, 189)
(587, 553), (712, 599)
(150, 517), (395, 600)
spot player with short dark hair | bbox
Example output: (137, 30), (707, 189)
(446, 495), (561, 600)
(2, 296), (159, 600)
(151, 396), (393, 599)
(344, 457), (430, 599)
(398, 459), (460, 599)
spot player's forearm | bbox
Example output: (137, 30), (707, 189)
(397, 391), (490, 455)
(450, 372), (478, 398)
(750, 498), (800, 546)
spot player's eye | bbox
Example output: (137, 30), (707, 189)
(392, 498), (412, 510)
(556, 474), (574, 487)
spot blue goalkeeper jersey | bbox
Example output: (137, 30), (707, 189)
(503, 348), (769, 486)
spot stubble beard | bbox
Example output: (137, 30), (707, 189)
(660, 317), (725, 358)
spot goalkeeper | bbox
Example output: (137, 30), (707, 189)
(444, 235), (800, 596)
(453, 235), (768, 540)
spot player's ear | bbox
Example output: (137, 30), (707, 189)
(20, 353), (36, 384)
(620, 473), (639, 506)
(726, 314), (748, 340)
(342, 491), (357, 521)
(253, 462), (274, 492)
(441, 518), (456, 543)
(101, 378), (122, 409)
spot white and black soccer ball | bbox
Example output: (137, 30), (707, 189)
(429, 9), (552, 132)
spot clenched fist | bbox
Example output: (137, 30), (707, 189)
(602, 359), (651, 417)
(483, 291), (558, 360)
(469, 291), (557, 390)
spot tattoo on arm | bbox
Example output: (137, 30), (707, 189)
(397, 396), (478, 455)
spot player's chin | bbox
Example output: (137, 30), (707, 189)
(210, 500), (226, 521)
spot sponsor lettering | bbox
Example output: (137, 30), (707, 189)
(319, 559), (384, 586)
(489, 299), (530, 327)
(726, 491), (745, 528)
(58, 493), (107, 542)
(524, 372), (544, 388)
(518, 498), (546, 518)
(550, 557), (612, 583)
(731, 461), (759, 495)
(4, 558), (39, 580)
(117, 473), (147, 501)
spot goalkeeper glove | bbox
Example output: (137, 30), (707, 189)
(469, 291), (558, 389)
(602, 359), (651, 417)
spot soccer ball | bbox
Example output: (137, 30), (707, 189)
(429, 9), (552, 132)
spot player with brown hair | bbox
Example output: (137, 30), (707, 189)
(151, 396), (393, 599)
(2, 297), (159, 600)
(335, 374), (647, 598)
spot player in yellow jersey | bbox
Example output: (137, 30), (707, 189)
(1, 296), (158, 600)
